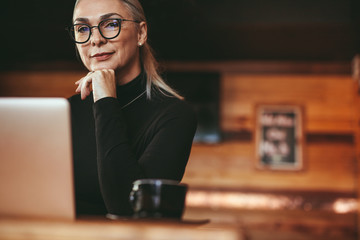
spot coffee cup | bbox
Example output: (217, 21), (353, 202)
(129, 179), (188, 219)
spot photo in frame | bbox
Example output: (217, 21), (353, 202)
(255, 104), (304, 170)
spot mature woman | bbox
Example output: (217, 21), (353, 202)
(67, 0), (197, 216)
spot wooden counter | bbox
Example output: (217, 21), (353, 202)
(0, 217), (241, 240)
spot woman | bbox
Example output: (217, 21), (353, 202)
(67, 0), (197, 216)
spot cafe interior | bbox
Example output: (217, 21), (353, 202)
(1, 0), (360, 239)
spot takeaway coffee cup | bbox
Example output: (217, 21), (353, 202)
(129, 179), (188, 219)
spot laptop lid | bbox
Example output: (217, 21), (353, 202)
(0, 98), (75, 220)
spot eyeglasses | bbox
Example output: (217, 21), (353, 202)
(66, 18), (140, 44)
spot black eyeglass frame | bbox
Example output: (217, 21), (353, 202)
(65, 18), (141, 44)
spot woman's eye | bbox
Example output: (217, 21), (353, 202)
(104, 20), (119, 29)
(76, 26), (89, 33)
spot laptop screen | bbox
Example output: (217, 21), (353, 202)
(0, 98), (75, 220)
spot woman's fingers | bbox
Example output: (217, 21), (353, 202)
(75, 70), (116, 101)
(80, 76), (92, 100)
(75, 81), (81, 93)
(91, 69), (116, 102)
(74, 72), (94, 100)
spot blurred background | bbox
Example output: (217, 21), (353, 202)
(2, 0), (359, 67)
(1, 0), (360, 239)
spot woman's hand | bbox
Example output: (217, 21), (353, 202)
(75, 69), (117, 102)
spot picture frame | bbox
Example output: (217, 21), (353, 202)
(255, 104), (304, 171)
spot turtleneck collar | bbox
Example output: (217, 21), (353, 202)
(116, 71), (146, 107)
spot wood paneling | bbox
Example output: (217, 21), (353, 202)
(182, 72), (358, 193)
(0, 68), (358, 194)
(184, 141), (356, 192)
(221, 74), (357, 133)
(164, 61), (351, 74)
(0, 71), (86, 98)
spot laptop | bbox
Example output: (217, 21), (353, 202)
(0, 98), (75, 220)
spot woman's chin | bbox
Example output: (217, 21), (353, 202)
(90, 64), (115, 71)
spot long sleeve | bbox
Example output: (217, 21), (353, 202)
(93, 96), (197, 215)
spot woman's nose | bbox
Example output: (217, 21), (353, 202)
(90, 27), (106, 45)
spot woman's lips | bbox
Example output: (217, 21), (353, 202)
(91, 52), (114, 61)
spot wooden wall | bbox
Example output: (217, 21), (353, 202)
(0, 71), (85, 98)
(183, 73), (357, 193)
(221, 74), (356, 134)
(0, 63), (357, 194)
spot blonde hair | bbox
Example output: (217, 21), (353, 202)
(74, 0), (183, 100)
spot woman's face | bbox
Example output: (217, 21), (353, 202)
(73, 0), (146, 73)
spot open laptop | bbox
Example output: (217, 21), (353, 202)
(0, 98), (75, 220)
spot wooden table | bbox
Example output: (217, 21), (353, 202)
(0, 217), (242, 240)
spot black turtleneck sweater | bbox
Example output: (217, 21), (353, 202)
(68, 73), (197, 216)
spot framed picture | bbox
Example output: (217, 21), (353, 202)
(255, 104), (304, 171)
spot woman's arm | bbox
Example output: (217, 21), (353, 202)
(93, 97), (197, 215)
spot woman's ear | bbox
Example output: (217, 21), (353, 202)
(137, 21), (147, 46)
